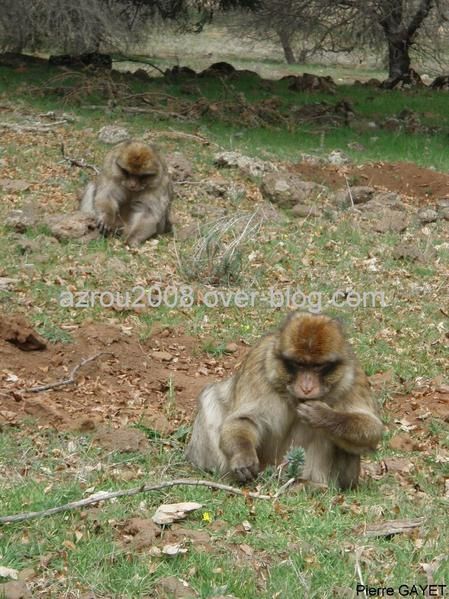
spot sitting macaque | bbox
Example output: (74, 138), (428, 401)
(80, 140), (173, 246)
(186, 311), (383, 490)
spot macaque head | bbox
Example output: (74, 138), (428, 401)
(276, 312), (350, 401)
(115, 142), (160, 192)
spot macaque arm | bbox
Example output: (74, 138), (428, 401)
(296, 402), (382, 454)
(93, 180), (122, 233)
(219, 416), (262, 482)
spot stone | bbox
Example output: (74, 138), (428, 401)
(291, 203), (320, 218)
(98, 126), (130, 144)
(261, 172), (327, 207)
(166, 152), (194, 182)
(45, 212), (99, 240)
(417, 208), (439, 224)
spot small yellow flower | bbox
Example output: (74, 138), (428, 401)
(202, 511), (212, 523)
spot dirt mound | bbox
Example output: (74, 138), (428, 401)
(293, 161), (449, 204)
(0, 315), (46, 351)
(0, 319), (244, 431)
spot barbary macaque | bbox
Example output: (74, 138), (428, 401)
(80, 140), (173, 246)
(186, 311), (383, 490)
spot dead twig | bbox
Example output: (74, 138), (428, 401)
(60, 142), (99, 174)
(121, 106), (189, 120)
(0, 121), (67, 133)
(25, 352), (113, 393)
(360, 517), (425, 538)
(0, 477), (295, 524)
(145, 128), (218, 147)
(344, 174), (355, 209)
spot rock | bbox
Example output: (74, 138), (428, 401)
(334, 186), (375, 206)
(298, 153), (326, 166)
(372, 209), (409, 233)
(133, 68), (151, 81)
(152, 350), (173, 362)
(417, 208), (439, 223)
(288, 73), (336, 93)
(98, 126), (130, 144)
(45, 212), (99, 241)
(166, 152), (194, 182)
(5, 204), (41, 232)
(0, 179), (31, 193)
(327, 150), (350, 165)
(0, 315), (46, 351)
(213, 151), (276, 178)
(261, 172), (327, 207)
(93, 428), (149, 453)
(0, 581), (32, 599)
(225, 342), (238, 353)
(200, 61), (235, 77)
(349, 191), (405, 213)
(436, 198), (449, 209)
(291, 203), (320, 218)
(392, 243), (423, 262)
(439, 207), (449, 220)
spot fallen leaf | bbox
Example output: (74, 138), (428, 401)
(152, 502), (203, 526)
(161, 543), (188, 556)
(0, 567), (18, 580)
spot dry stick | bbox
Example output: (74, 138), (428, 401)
(121, 106), (189, 121)
(0, 121), (67, 133)
(25, 352), (113, 394)
(0, 478), (290, 524)
(60, 142), (99, 174)
(344, 174), (355, 208)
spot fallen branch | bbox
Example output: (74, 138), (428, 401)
(25, 352), (113, 393)
(145, 128), (218, 147)
(0, 477), (295, 524)
(0, 121), (67, 133)
(360, 517), (425, 538)
(60, 142), (99, 174)
(121, 106), (189, 120)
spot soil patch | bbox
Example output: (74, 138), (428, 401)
(386, 383), (449, 433)
(292, 161), (449, 204)
(0, 316), (244, 431)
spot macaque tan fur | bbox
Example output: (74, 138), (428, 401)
(80, 140), (173, 247)
(186, 311), (383, 489)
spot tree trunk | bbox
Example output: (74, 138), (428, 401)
(278, 30), (296, 64)
(387, 35), (410, 78)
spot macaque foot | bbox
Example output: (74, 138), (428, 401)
(230, 453), (260, 482)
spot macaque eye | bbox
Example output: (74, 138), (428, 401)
(117, 165), (129, 177)
(279, 356), (300, 374)
(318, 361), (341, 375)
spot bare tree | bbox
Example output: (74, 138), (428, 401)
(0, 0), (135, 54)
(0, 0), (260, 55)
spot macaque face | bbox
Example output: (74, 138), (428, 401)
(280, 355), (342, 400)
(277, 312), (347, 402)
(116, 164), (157, 192)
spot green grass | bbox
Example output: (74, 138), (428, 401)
(0, 60), (448, 597)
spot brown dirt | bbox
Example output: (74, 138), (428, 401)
(0, 315), (244, 431)
(292, 161), (449, 204)
(386, 383), (449, 432)
(2, 315), (448, 454)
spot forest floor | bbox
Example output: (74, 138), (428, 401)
(0, 57), (448, 598)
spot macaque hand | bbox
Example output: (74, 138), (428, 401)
(96, 211), (116, 235)
(296, 401), (333, 428)
(230, 451), (260, 482)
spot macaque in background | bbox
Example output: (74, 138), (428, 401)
(186, 311), (383, 490)
(80, 140), (173, 247)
